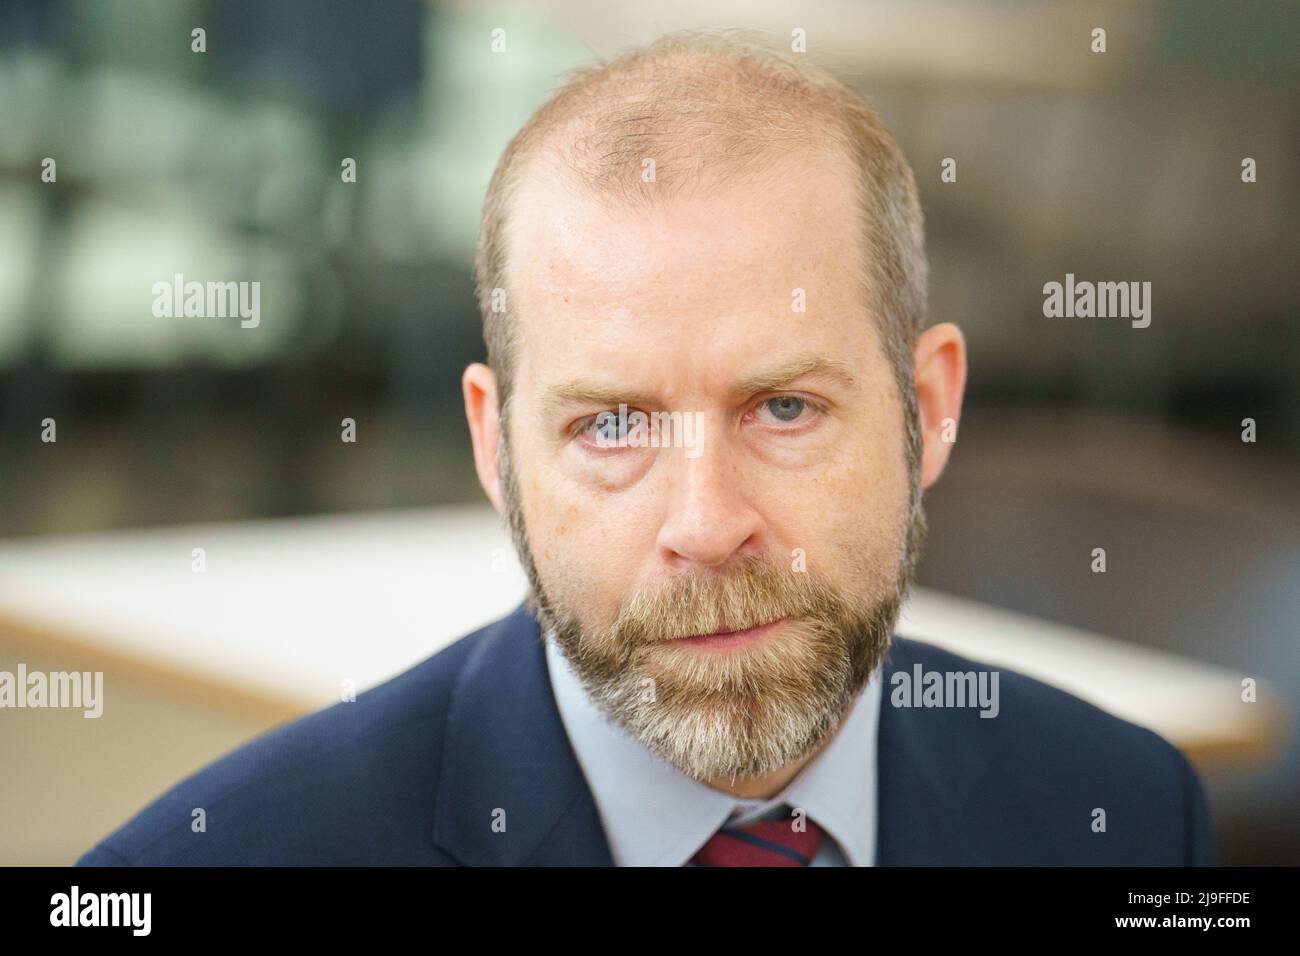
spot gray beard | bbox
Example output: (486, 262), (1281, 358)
(496, 412), (924, 781)
(543, 584), (903, 780)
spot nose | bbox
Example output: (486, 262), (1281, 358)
(655, 440), (765, 571)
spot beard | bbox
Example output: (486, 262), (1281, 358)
(495, 404), (927, 782)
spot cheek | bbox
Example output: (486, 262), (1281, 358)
(520, 462), (646, 622)
(772, 408), (910, 579)
(773, 460), (903, 559)
(521, 474), (581, 579)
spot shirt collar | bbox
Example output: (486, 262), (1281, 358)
(545, 632), (881, 866)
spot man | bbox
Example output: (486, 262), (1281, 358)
(78, 30), (1214, 867)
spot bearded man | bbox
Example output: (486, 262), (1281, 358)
(77, 30), (1214, 868)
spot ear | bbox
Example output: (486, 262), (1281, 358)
(462, 363), (506, 513)
(913, 323), (967, 489)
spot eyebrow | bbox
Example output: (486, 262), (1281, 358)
(540, 353), (858, 419)
(735, 354), (859, 395)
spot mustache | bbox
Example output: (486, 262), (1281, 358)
(608, 555), (833, 645)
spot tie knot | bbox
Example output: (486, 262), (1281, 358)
(690, 807), (826, 866)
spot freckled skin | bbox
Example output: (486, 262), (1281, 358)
(463, 144), (966, 796)
(504, 150), (911, 629)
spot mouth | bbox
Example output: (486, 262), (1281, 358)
(670, 616), (788, 651)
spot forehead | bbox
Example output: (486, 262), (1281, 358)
(507, 147), (864, 310)
(502, 149), (876, 397)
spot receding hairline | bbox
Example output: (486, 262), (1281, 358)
(474, 29), (928, 420)
(502, 138), (864, 292)
(499, 32), (866, 211)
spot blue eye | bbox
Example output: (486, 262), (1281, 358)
(577, 409), (641, 447)
(592, 411), (625, 443)
(764, 396), (806, 422)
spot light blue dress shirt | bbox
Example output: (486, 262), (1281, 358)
(544, 631), (882, 866)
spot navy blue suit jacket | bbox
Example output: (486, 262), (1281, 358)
(77, 600), (1216, 866)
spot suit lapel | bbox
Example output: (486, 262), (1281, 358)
(431, 601), (614, 866)
(432, 606), (984, 866)
(875, 637), (992, 865)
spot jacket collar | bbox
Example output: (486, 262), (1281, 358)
(874, 637), (992, 865)
(432, 601), (988, 865)
(432, 601), (614, 865)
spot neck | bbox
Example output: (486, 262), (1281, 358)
(701, 710), (845, 799)
(703, 755), (815, 800)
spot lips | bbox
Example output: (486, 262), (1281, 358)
(703, 623), (746, 636)
(671, 616), (787, 650)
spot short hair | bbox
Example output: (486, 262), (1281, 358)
(473, 28), (928, 425)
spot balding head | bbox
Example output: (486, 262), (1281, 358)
(474, 29), (928, 421)
(460, 29), (967, 788)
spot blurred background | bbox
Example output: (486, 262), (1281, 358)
(0, 0), (1296, 864)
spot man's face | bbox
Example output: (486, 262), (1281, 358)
(497, 150), (922, 781)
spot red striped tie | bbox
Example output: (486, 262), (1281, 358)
(690, 813), (826, 866)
